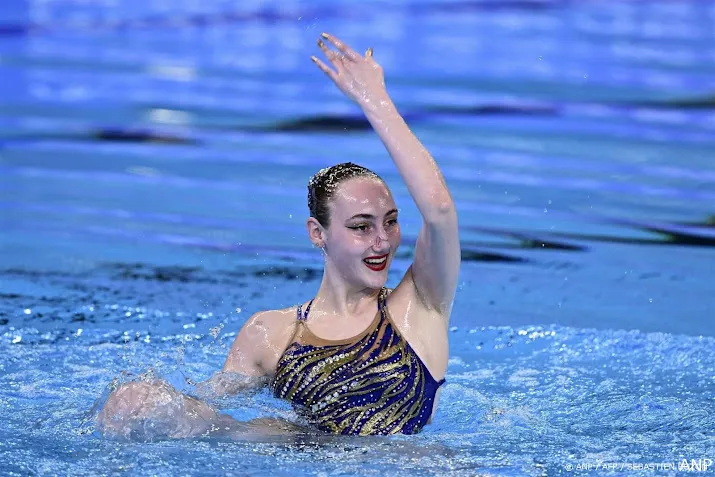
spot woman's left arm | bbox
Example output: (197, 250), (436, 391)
(313, 33), (461, 316)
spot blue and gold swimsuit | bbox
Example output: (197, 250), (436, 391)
(271, 287), (446, 435)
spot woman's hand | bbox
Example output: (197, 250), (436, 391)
(312, 32), (390, 111)
(97, 380), (220, 440)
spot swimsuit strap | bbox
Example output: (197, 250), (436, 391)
(378, 287), (390, 314)
(297, 298), (314, 322)
(287, 298), (315, 346)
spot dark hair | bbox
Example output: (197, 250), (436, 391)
(308, 162), (383, 228)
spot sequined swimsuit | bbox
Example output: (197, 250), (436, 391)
(271, 288), (446, 435)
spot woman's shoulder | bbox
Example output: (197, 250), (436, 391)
(225, 306), (301, 375)
(244, 305), (299, 333)
(239, 305), (304, 375)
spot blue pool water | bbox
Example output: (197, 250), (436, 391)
(1, 0), (714, 475)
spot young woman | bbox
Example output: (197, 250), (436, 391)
(97, 33), (460, 438)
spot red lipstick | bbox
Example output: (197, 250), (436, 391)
(363, 253), (388, 271)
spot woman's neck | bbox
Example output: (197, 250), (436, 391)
(311, 269), (381, 319)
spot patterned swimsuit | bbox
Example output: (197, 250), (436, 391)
(271, 288), (446, 435)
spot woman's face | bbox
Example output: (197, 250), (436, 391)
(323, 177), (401, 289)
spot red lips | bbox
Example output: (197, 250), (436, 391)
(363, 253), (388, 271)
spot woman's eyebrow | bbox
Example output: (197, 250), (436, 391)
(347, 208), (398, 220)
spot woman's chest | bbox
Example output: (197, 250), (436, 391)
(272, 337), (442, 434)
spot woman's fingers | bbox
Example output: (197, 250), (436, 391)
(311, 55), (338, 82)
(317, 39), (343, 69)
(317, 39), (331, 56)
(321, 32), (361, 62)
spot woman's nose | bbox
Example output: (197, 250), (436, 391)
(374, 228), (389, 247)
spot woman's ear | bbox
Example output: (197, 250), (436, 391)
(306, 217), (325, 248)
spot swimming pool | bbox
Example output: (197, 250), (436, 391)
(1, 0), (714, 475)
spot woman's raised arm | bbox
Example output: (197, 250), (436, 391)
(312, 33), (460, 316)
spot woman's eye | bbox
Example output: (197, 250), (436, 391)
(350, 220), (396, 232)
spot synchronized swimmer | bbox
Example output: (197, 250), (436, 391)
(97, 32), (461, 438)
